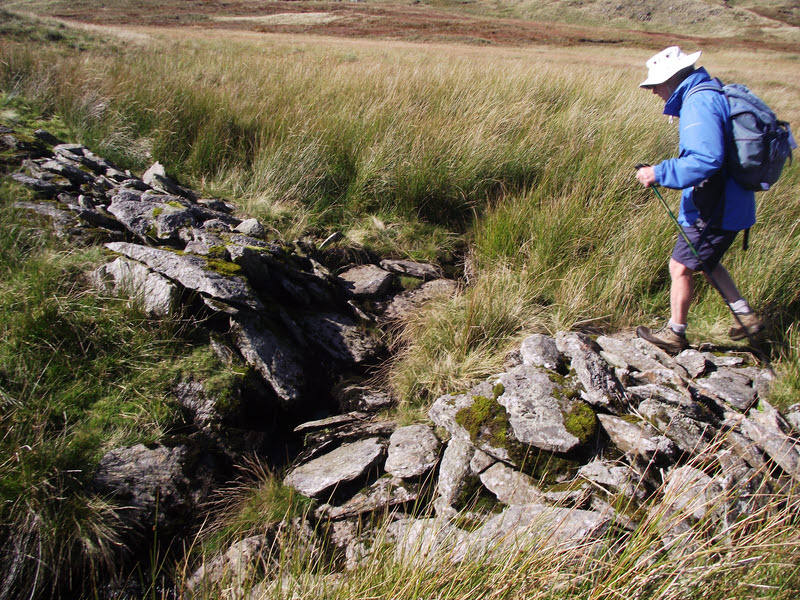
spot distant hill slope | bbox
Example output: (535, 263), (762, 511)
(427, 0), (800, 37)
(3, 0), (799, 48)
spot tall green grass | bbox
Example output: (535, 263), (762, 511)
(2, 14), (798, 407)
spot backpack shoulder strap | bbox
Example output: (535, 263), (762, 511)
(684, 78), (725, 100)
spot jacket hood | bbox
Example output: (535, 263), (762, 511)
(663, 67), (713, 117)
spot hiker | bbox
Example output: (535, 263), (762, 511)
(634, 46), (763, 353)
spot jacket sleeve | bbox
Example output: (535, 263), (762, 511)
(653, 91), (726, 190)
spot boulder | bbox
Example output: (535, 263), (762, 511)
(520, 334), (563, 372)
(455, 503), (611, 562)
(380, 279), (457, 321)
(596, 334), (670, 373)
(384, 424), (441, 480)
(694, 370), (758, 412)
(230, 315), (305, 408)
(597, 413), (678, 465)
(91, 256), (179, 317)
(556, 332), (626, 413)
(434, 437), (476, 517)
(284, 437), (386, 498)
(106, 242), (264, 311)
(335, 384), (394, 413)
(92, 442), (216, 537)
(316, 476), (418, 520)
(379, 259), (442, 280)
(298, 311), (382, 365)
(337, 264), (393, 299)
(495, 364), (596, 454)
(234, 218), (266, 238)
(479, 462), (543, 505)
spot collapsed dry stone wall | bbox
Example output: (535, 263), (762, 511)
(6, 125), (800, 597)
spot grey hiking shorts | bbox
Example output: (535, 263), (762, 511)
(671, 222), (738, 272)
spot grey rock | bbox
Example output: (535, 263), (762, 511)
(702, 353), (745, 368)
(106, 242), (264, 311)
(293, 412), (369, 434)
(469, 449), (496, 475)
(387, 517), (470, 566)
(674, 349), (709, 378)
(384, 424), (441, 480)
(597, 414), (678, 464)
(578, 459), (646, 500)
(14, 200), (78, 230)
(456, 504), (611, 561)
(234, 218), (266, 238)
(186, 534), (272, 593)
(226, 244), (271, 286)
(75, 206), (124, 231)
(434, 437), (476, 517)
(662, 466), (723, 521)
(556, 332), (626, 413)
(184, 230), (228, 257)
(381, 279), (457, 321)
(638, 398), (715, 456)
(298, 311), (382, 365)
(479, 462), (543, 505)
(786, 404), (800, 433)
(335, 384), (394, 413)
(520, 334), (563, 371)
(428, 393), (475, 443)
(142, 161), (194, 199)
(11, 172), (61, 196)
(284, 437), (386, 498)
(317, 476), (418, 520)
(91, 256), (179, 317)
(34, 129), (64, 146)
(202, 218), (234, 232)
(495, 364), (590, 454)
(379, 259), (442, 280)
(230, 315), (304, 407)
(694, 371), (757, 412)
(338, 264), (394, 299)
(93, 442), (214, 536)
(53, 143), (87, 161)
(39, 158), (93, 186)
(631, 337), (678, 369)
(106, 197), (162, 240)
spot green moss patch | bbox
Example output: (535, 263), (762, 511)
(562, 402), (598, 446)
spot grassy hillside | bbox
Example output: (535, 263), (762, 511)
(1, 9), (799, 599)
(3, 0), (799, 48)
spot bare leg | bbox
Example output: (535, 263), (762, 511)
(703, 264), (743, 305)
(669, 258), (695, 325)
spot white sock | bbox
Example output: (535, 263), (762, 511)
(668, 320), (687, 335)
(730, 299), (752, 314)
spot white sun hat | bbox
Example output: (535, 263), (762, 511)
(639, 46), (702, 88)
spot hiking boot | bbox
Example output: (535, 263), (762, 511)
(729, 312), (764, 341)
(636, 325), (690, 354)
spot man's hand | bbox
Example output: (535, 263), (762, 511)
(636, 166), (657, 188)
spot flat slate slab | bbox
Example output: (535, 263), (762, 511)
(337, 264), (393, 298)
(106, 242), (264, 311)
(284, 437), (386, 498)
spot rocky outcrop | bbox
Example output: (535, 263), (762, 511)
(274, 330), (796, 578)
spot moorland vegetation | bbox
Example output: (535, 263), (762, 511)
(1, 3), (799, 599)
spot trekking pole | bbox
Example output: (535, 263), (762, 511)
(634, 164), (767, 357)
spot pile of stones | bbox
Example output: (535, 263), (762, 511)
(6, 125), (800, 597)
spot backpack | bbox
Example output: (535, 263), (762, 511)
(686, 78), (797, 192)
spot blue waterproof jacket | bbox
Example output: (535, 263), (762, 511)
(653, 67), (756, 231)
